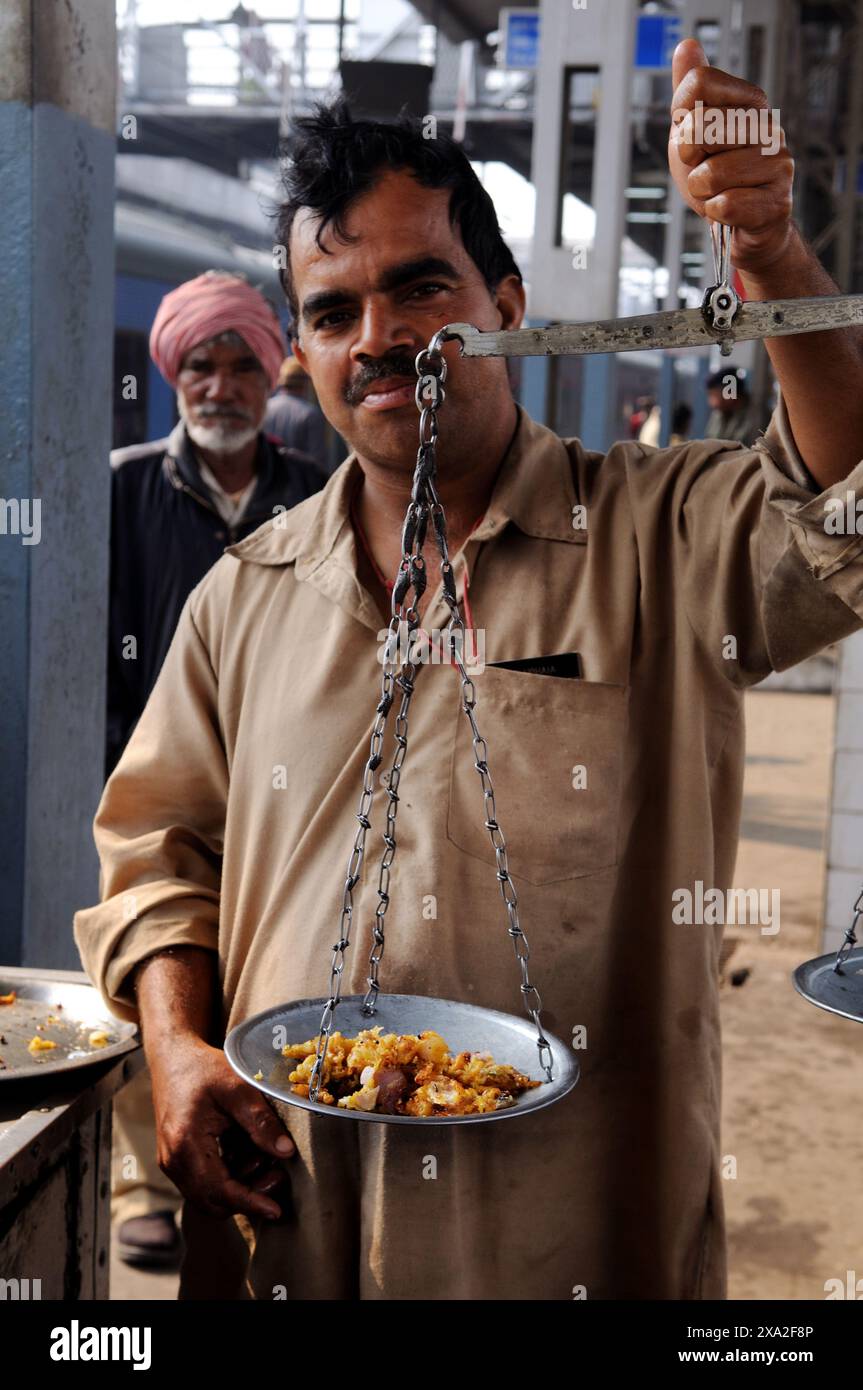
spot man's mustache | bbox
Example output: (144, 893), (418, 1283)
(345, 354), (418, 406)
(194, 406), (256, 424)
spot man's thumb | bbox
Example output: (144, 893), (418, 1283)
(671, 37), (709, 94)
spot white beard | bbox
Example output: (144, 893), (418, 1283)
(178, 396), (263, 457)
(184, 418), (260, 455)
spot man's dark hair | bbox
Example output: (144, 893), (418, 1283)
(275, 98), (523, 331)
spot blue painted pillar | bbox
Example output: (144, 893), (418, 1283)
(0, 1), (116, 967)
(690, 356), (712, 439)
(517, 318), (551, 425)
(579, 355), (617, 454)
(658, 355), (676, 448)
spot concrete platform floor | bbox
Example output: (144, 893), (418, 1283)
(722, 689), (862, 1300)
(110, 1230), (180, 1299)
(111, 688), (860, 1301)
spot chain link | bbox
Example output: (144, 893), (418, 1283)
(832, 882), (863, 975)
(307, 610), (407, 1101)
(427, 527), (554, 1082)
(308, 325), (554, 1099)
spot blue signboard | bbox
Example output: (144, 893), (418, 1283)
(499, 9), (682, 73)
(634, 13), (682, 69)
(501, 9), (541, 70)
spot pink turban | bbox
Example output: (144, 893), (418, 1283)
(149, 271), (287, 389)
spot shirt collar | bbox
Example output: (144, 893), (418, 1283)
(165, 420), (277, 515)
(226, 403), (586, 573)
(197, 458), (257, 524)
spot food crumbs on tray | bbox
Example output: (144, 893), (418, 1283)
(88, 1031), (110, 1048)
(282, 1028), (541, 1116)
(254, 1070), (263, 1081)
(28, 1036), (57, 1053)
(0, 991), (16, 1006)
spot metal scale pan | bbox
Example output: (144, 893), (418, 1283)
(226, 993), (579, 1126)
(793, 947), (863, 1024)
(0, 969), (138, 1081)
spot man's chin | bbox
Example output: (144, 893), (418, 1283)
(346, 407), (422, 466)
(186, 422), (258, 455)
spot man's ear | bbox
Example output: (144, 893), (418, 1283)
(494, 273), (526, 332)
(292, 334), (310, 374)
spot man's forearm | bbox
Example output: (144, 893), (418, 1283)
(132, 946), (219, 1061)
(739, 224), (863, 489)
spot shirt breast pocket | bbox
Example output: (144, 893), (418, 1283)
(446, 667), (629, 886)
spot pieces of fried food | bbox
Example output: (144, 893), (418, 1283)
(283, 1027), (540, 1116)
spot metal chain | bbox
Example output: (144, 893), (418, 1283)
(361, 637), (422, 1014)
(307, 611), (405, 1101)
(307, 344), (448, 1101)
(415, 382), (554, 1081)
(308, 325), (554, 1099)
(832, 883), (862, 974)
(359, 351), (452, 1013)
(710, 220), (731, 292)
(386, 330), (553, 1081)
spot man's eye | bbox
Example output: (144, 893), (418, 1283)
(410, 282), (448, 296)
(317, 311), (350, 329)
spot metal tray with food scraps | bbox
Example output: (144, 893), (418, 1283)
(0, 971), (139, 1081)
(793, 947), (863, 1023)
(225, 994), (579, 1126)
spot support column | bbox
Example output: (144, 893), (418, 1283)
(579, 356), (618, 453)
(0, 1), (117, 967)
(517, 320), (551, 425)
(530, 0), (637, 453)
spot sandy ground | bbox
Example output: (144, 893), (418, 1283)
(722, 689), (862, 1301)
(111, 688), (862, 1301)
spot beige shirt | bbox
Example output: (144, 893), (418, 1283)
(74, 399), (863, 1300)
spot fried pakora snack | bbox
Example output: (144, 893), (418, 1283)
(282, 1027), (540, 1115)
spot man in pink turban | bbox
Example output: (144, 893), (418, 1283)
(107, 270), (326, 1270)
(149, 270), (287, 461)
(150, 270), (286, 392)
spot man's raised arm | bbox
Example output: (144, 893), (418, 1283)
(669, 38), (863, 488)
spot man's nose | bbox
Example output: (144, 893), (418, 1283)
(203, 370), (238, 401)
(350, 299), (417, 364)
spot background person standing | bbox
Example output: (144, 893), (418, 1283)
(264, 353), (329, 469)
(704, 365), (769, 445)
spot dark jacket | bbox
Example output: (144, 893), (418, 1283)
(106, 421), (327, 778)
(264, 390), (329, 470)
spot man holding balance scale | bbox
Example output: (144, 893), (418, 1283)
(75, 40), (863, 1299)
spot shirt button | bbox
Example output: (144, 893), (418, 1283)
(215, 530), (225, 540)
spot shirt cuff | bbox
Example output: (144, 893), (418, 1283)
(74, 905), (219, 1025)
(754, 394), (863, 582)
